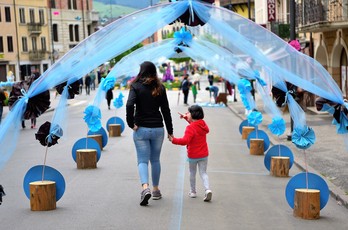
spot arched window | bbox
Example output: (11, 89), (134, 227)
(340, 49), (348, 97)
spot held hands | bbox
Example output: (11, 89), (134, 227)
(133, 125), (138, 131)
(168, 134), (174, 142)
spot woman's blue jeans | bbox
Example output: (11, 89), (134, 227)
(133, 127), (164, 187)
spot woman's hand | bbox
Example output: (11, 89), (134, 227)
(133, 125), (138, 131)
(168, 134), (174, 142)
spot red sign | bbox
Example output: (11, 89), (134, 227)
(267, 0), (276, 22)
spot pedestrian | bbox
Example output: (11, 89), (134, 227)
(106, 88), (113, 110)
(0, 88), (6, 124)
(191, 70), (201, 90)
(78, 78), (83, 94)
(85, 74), (91, 95)
(205, 85), (219, 103)
(90, 70), (96, 90)
(180, 74), (191, 105)
(191, 81), (198, 103)
(126, 61), (174, 206)
(29, 68), (41, 129)
(207, 72), (214, 86)
(169, 105), (212, 201)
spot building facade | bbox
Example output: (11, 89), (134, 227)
(297, 0), (348, 98)
(0, 0), (99, 81)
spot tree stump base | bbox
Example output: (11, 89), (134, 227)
(88, 134), (103, 150)
(242, 126), (255, 139)
(76, 149), (97, 169)
(270, 156), (290, 177)
(294, 189), (320, 220)
(30, 181), (56, 211)
(249, 139), (264, 155)
(108, 124), (121, 137)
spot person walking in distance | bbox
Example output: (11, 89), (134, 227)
(169, 105), (212, 202)
(180, 74), (191, 105)
(126, 61), (174, 206)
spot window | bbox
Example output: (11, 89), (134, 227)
(51, 0), (56, 8)
(31, 37), (37, 51)
(22, 37), (28, 52)
(29, 9), (35, 23)
(7, 36), (13, 52)
(53, 24), (58, 42)
(19, 8), (25, 24)
(41, 37), (46, 51)
(74, 25), (79, 42)
(5, 7), (11, 22)
(39, 9), (44, 25)
(73, 0), (77, 10)
(0, 37), (3, 53)
(68, 0), (72, 9)
(0, 7), (2, 22)
(69, 25), (74, 41)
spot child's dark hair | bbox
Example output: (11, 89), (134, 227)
(188, 105), (204, 120)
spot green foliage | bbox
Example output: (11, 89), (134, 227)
(111, 43), (143, 65)
(278, 24), (290, 39)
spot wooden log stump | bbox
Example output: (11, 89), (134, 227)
(270, 156), (290, 177)
(30, 181), (56, 211)
(88, 134), (103, 150)
(294, 189), (320, 219)
(108, 124), (121, 137)
(249, 139), (264, 155)
(242, 126), (255, 139)
(76, 149), (97, 169)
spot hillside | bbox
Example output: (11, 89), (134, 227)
(93, 0), (162, 9)
(93, 1), (137, 18)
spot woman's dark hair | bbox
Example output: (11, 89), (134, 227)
(133, 61), (162, 96)
(188, 105), (204, 120)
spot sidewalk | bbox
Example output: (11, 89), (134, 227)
(224, 87), (348, 209)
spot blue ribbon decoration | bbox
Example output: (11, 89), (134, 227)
(268, 118), (286, 136)
(100, 77), (116, 92)
(83, 105), (102, 132)
(253, 70), (267, 86)
(247, 111), (263, 126)
(174, 27), (193, 45)
(113, 92), (124, 109)
(292, 126), (316, 149)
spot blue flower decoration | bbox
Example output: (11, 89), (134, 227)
(332, 112), (348, 134)
(268, 118), (286, 136)
(83, 105), (102, 132)
(237, 79), (252, 95)
(247, 111), (263, 126)
(174, 27), (192, 45)
(113, 92), (124, 109)
(292, 126), (316, 149)
(100, 77), (116, 92)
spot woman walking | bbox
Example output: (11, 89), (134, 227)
(126, 61), (173, 206)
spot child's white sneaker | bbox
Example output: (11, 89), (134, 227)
(204, 190), (212, 202)
(188, 192), (197, 198)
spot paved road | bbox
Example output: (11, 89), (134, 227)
(0, 79), (348, 229)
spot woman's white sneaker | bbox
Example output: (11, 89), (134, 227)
(204, 190), (212, 202)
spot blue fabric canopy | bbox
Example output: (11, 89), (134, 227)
(0, 0), (343, 169)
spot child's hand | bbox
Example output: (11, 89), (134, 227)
(178, 112), (187, 119)
(168, 134), (174, 142)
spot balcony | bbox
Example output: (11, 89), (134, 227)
(27, 23), (42, 35)
(87, 11), (99, 22)
(29, 50), (46, 61)
(297, 0), (348, 33)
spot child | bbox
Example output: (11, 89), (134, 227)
(169, 105), (212, 201)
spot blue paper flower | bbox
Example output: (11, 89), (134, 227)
(174, 27), (192, 45)
(247, 111), (263, 126)
(83, 105), (102, 132)
(113, 92), (124, 109)
(332, 112), (348, 134)
(268, 118), (286, 136)
(292, 126), (316, 149)
(100, 77), (116, 92)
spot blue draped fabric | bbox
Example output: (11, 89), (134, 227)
(0, 0), (344, 169)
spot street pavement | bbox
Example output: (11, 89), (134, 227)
(0, 79), (348, 229)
